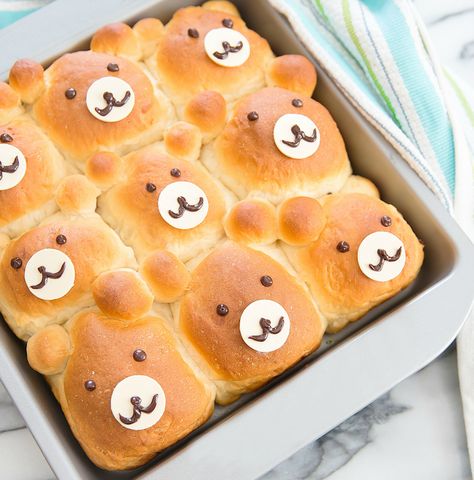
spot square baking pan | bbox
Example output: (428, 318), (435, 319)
(0, 0), (473, 479)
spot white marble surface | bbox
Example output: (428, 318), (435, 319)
(0, 1), (473, 479)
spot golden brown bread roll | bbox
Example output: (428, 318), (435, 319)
(224, 198), (278, 245)
(149, 4), (274, 108)
(27, 50), (173, 166)
(203, 86), (351, 203)
(99, 143), (228, 261)
(0, 210), (136, 340)
(0, 117), (68, 237)
(177, 241), (324, 404)
(27, 310), (215, 470)
(283, 193), (424, 332)
(0, 82), (23, 123)
(8, 59), (44, 104)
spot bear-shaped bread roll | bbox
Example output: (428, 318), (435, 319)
(144, 1), (316, 142)
(148, 241), (324, 404)
(202, 87), (351, 203)
(98, 141), (228, 261)
(280, 188), (424, 332)
(9, 39), (174, 166)
(27, 270), (214, 470)
(0, 175), (136, 339)
(0, 117), (68, 237)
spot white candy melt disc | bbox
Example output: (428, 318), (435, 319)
(86, 76), (135, 123)
(25, 248), (75, 300)
(0, 144), (26, 191)
(240, 299), (290, 353)
(204, 28), (250, 67)
(111, 375), (166, 431)
(357, 231), (406, 282)
(158, 181), (209, 230)
(273, 113), (320, 159)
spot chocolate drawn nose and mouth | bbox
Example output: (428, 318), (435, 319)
(281, 124), (318, 148)
(118, 394), (159, 425)
(248, 316), (285, 342)
(204, 28), (250, 67)
(240, 299), (291, 353)
(273, 113), (321, 159)
(357, 231), (406, 282)
(368, 246), (403, 273)
(94, 90), (131, 117)
(86, 77), (135, 123)
(111, 375), (166, 431)
(158, 181), (209, 230)
(168, 196), (204, 219)
(0, 144), (27, 191)
(0, 156), (19, 180)
(212, 40), (243, 60)
(29, 262), (66, 290)
(24, 248), (75, 300)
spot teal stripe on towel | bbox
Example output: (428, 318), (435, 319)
(363, 0), (455, 193)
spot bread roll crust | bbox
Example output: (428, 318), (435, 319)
(99, 144), (227, 261)
(209, 87), (351, 202)
(178, 242), (324, 403)
(288, 193), (424, 332)
(34, 51), (170, 164)
(0, 117), (67, 236)
(56, 311), (214, 470)
(0, 213), (136, 339)
(153, 5), (273, 105)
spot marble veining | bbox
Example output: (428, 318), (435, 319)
(0, 1), (473, 479)
(261, 394), (408, 480)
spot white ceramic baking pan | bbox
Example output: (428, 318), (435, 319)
(0, 0), (472, 479)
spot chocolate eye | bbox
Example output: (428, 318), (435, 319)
(65, 88), (76, 99)
(222, 18), (233, 28)
(84, 380), (96, 391)
(216, 304), (229, 316)
(56, 234), (67, 245)
(170, 168), (181, 178)
(0, 133), (13, 143)
(133, 349), (147, 362)
(187, 28), (199, 38)
(260, 275), (273, 287)
(10, 257), (22, 269)
(146, 182), (156, 192)
(107, 63), (119, 72)
(292, 98), (303, 108)
(247, 111), (259, 121)
(336, 241), (350, 253)
(381, 215), (392, 227)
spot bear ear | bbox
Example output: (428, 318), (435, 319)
(55, 175), (100, 215)
(184, 91), (227, 143)
(277, 196), (326, 246)
(92, 269), (153, 321)
(133, 18), (165, 59)
(8, 59), (44, 104)
(91, 23), (141, 61)
(265, 55), (317, 97)
(0, 82), (22, 124)
(202, 1), (241, 16)
(224, 198), (277, 246)
(164, 121), (202, 162)
(27, 325), (71, 376)
(85, 151), (123, 190)
(340, 175), (380, 198)
(140, 250), (190, 303)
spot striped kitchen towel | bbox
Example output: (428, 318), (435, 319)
(268, 0), (474, 472)
(269, 0), (474, 235)
(0, 0), (52, 28)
